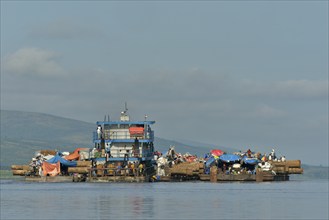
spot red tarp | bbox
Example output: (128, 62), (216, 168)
(129, 127), (144, 135)
(42, 161), (60, 176)
(211, 149), (224, 157)
(65, 148), (89, 161)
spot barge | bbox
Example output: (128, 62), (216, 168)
(11, 107), (303, 183)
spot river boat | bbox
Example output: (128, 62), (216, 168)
(10, 105), (303, 182)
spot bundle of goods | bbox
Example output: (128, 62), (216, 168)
(67, 161), (92, 174)
(170, 162), (204, 176)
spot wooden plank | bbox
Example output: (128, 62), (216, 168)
(11, 165), (30, 170)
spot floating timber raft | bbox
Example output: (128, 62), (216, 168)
(11, 159), (303, 183)
(162, 160), (302, 182)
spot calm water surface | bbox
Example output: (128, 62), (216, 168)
(1, 179), (328, 219)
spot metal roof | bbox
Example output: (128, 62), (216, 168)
(96, 121), (155, 125)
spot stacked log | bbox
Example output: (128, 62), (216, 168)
(198, 162), (204, 173)
(271, 160), (303, 174)
(68, 161), (92, 174)
(272, 166), (285, 173)
(68, 167), (89, 174)
(11, 165), (31, 176)
(272, 160), (301, 168)
(288, 168), (303, 174)
(170, 162), (203, 176)
(76, 161), (92, 167)
(39, 150), (56, 156)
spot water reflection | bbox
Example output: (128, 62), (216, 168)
(0, 180), (328, 219)
(96, 193), (155, 219)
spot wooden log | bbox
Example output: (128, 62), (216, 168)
(11, 165), (30, 170)
(272, 167), (286, 173)
(271, 160), (301, 168)
(288, 168), (303, 174)
(12, 170), (29, 176)
(286, 160), (301, 168)
(186, 168), (193, 176)
(170, 163), (200, 173)
(68, 167), (89, 174)
(271, 162), (286, 167)
(170, 169), (190, 175)
(76, 161), (92, 167)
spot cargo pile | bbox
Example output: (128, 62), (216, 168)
(153, 146), (303, 181)
(11, 148), (89, 177)
(270, 160), (303, 174)
(11, 145), (303, 182)
(68, 161), (92, 174)
(169, 162), (204, 176)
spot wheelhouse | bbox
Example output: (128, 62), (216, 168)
(92, 110), (155, 162)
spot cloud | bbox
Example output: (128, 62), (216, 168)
(241, 79), (328, 100)
(253, 104), (287, 118)
(29, 18), (106, 40)
(3, 47), (66, 77)
(274, 80), (328, 98)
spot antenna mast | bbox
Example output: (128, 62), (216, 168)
(124, 102), (128, 113)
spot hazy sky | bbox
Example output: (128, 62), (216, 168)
(1, 1), (328, 166)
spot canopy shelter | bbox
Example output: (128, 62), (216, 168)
(242, 156), (259, 165)
(211, 149), (224, 157)
(47, 153), (77, 167)
(65, 148), (89, 161)
(42, 161), (60, 176)
(219, 154), (240, 163)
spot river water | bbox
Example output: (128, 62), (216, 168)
(0, 179), (328, 219)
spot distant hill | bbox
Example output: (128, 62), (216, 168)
(1, 110), (93, 144)
(0, 110), (232, 167)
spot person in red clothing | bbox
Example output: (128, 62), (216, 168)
(247, 149), (252, 158)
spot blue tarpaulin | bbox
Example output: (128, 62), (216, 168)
(205, 156), (216, 167)
(242, 156), (259, 165)
(47, 153), (77, 167)
(219, 154), (240, 163)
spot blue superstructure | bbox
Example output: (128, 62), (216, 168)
(92, 107), (155, 163)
